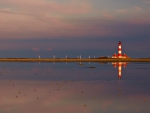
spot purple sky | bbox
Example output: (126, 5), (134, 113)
(0, 0), (150, 58)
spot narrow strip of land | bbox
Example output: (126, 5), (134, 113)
(0, 58), (150, 62)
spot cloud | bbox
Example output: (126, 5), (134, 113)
(44, 48), (52, 51)
(101, 9), (114, 19)
(0, 0), (149, 40)
(116, 9), (128, 13)
(32, 47), (40, 51)
(0, 0), (91, 15)
(142, 0), (150, 4)
(0, 0), (93, 39)
(32, 47), (52, 52)
(102, 13), (114, 19)
(133, 6), (142, 11)
(116, 6), (142, 14)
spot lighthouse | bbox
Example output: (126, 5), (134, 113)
(118, 41), (122, 58)
(112, 41), (129, 58)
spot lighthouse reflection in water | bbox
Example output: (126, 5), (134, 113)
(112, 62), (127, 79)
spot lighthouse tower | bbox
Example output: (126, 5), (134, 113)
(112, 41), (129, 58)
(118, 41), (122, 58)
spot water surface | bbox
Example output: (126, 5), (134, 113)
(0, 62), (150, 113)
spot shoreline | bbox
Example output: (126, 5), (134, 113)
(0, 58), (150, 62)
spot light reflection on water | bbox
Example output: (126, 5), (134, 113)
(0, 62), (150, 113)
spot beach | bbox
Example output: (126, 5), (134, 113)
(0, 58), (150, 62)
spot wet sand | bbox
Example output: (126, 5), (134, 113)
(0, 58), (150, 62)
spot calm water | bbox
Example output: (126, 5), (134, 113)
(0, 62), (150, 113)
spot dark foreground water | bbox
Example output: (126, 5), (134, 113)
(0, 62), (150, 113)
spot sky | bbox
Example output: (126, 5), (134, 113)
(0, 0), (150, 58)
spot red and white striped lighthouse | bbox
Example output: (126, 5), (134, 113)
(118, 41), (122, 58)
(112, 41), (129, 58)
